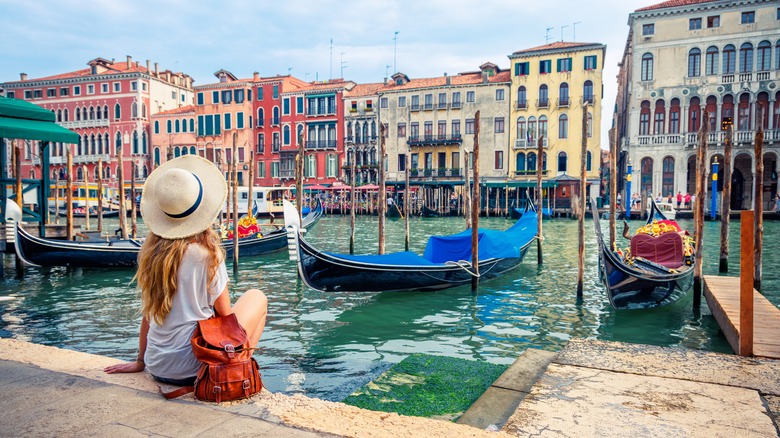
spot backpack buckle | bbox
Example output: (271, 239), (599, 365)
(224, 343), (235, 358)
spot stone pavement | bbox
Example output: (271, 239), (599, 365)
(0, 338), (778, 437)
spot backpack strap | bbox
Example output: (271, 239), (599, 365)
(159, 385), (194, 399)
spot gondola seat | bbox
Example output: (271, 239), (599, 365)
(630, 232), (684, 269)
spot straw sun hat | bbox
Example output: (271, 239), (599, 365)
(140, 155), (227, 239)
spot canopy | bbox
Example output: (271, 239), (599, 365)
(0, 97), (78, 144)
(485, 180), (558, 188)
(304, 184), (329, 191)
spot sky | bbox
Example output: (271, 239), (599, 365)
(0, 0), (652, 148)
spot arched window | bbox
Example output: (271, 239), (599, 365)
(114, 103), (121, 120)
(82, 107), (88, 121)
(776, 40), (780, 70)
(641, 53), (653, 81)
(539, 84), (549, 106)
(63, 108), (69, 121)
(517, 86), (527, 107)
(142, 131), (147, 154)
(175, 119), (180, 133)
(89, 106), (95, 120)
(131, 102), (138, 119)
(189, 118), (194, 132)
(528, 116), (537, 141)
(669, 98), (681, 134)
(542, 152), (548, 171)
(737, 93), (750, 130)
(166, 120), (172, 133)
(557, 152), (567, 173)
(587, 112), (593, 138)
(56, 109), (62, 122)
(272, 106), (279, 124)
(257, 108), (264, 126)
(97, 133), (103, 154)
(559, 83), (569, 106)
(103, 105), (109, 119)
(662, 157), (674, 196)
(688, 48), (701, 77)
(527, 152), (537, 171)
(104, 133), (110, 155)
(154, 121), (159, 134)
(654, 99), (665, 134)
(639, 100), (651, 135)
(142, 103), (147, 118)
(115, 131), (122, 150)
(641, 157), (653, 196)
(688, 96), (701, 132)
(174, 147), (181, 158)
(516, 117), (526, 141)
(181, 146), (188, 155)
(757, 41), (772, 71)
(706, 95), (717, 131)
(538, 115), (548, 139)
(722, 44), (736, 74)
(154, 148), (160, 167)
(76, 107), (81, 121)
(739, 42), (753, 73)
(283, 125), (290, 145)
(516, 152), (526, 172)
(132, 130), (139, 154)
(705, 46), (719, 75)
(586, 151), (592, 172)
(190, 146), (196, 155)
(757, 91), (769, 129)
(558, 114), (568, 139)
(90, 134), (97, 154)
(297, 124), (304, 143)
(583, 80), (594, 103)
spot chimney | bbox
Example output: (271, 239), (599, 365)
(383, 77), (388, 85)
(482, 72), (488, 84)
(165, 71), (171, 82)
(154, 62), (159, 76)
(20, 73), (27, 81)
(253, 71), (259, 80)
(445, 72), (450, 86)
(146, 60), (151, 73)
(126, 55), (132, 69)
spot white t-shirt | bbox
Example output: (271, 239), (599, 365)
(144, 244), (228, 380)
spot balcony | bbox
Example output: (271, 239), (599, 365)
(72, 153), (111, 164)
(271, 117), (280, 126)
(514, 169), (549, 176)
(305, 140), (337, 150)
(721, 74), (735, 83)
(558, 97), (569, 108)
(437, 102), (448, 110)
(423, 103), (434, 111)
(536, 99), (549, 109)
(60, 119), (110, 129)
(280, 169), (295, 179)
(515, 101), (527, 110)
(407, 134), (463, 147)
(272, 142), (280, 152)
(514, 138), (548, 149)
(738, 73), (752, 82)
(582, 96), (594, 105)
(451, 101), (462, 109)
(410, 104), (421, 112)
(306, 107), (337, 116)
(257, 120), (264, 128)
(757, 71), (771, 81)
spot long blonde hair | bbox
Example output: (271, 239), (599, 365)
(136, 228), (224, 325)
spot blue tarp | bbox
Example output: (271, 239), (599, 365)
(326, 210), (538, 266)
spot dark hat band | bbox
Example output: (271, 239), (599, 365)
(164, 173), (203, 219)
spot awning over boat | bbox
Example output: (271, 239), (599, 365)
(484, 180), (558, 188)
(0, 97), (78, 144)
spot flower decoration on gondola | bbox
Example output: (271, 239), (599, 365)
(226, 216), (261, 239)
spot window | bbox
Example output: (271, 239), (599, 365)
(689, 18), (702, 30)
(452, 92), (461, 107)
(397, 122), (406, 137)
(538, 116), (547, 139)
(707, 15), (720, 28)
(688, 48), (701, 77)
(496, 89), (505, 101)
(517, 117), (526, 141)
(584, 55), (597, 70)
(539, 60), (551, 74)
(662, 157), (674, 196)
(466, 91), (475, 102)
(583, 81), (594, 103)
(437, 120), (446, 139)
(424, 121), (433, 139)
(515, 62), (529, 76)
(557, 57), (572, 72)
(212, 91), (220, 104)
(739, 43), (753, 73)
(74, 86), (81, 96)
(380, 97), (388, 108)
(741, 11), (755, 24)
(283, 125), (290, 145)
(757, 41), (772, 71)
(494, 117), (504, 133)
(234, 89), (245, 104)
(559, 83), (569, 106)
(639, 100), (651, 135)
(114, 103), (121, 120)
(130, 82), (137, 91)
(587, 113), (593, 138)
(654, 99), (665, 134)
(113, 82), (120, 92)
(539, 84), (548, 106)
(272, 84), (279, 99)
(410, 95), (420, 110)
(558, 114), (568, 139)
(641, 53), (653, 81)
(101, 83), (108, 93)
(642, 23), (654, 35)
(271, 162), (279, 178)
(222, 90), (232, 104)
(366, 99), (374, 111)
(722, 45), (736, 74)
(495, 151), (503, 170)
(587, 151), (593, 172)
(517, 86), (527, 107)
(46, 88), (56, 97)
(410, 122), (419, 139)
(60, 87), (69, 97)
(557, 152), (567, 173)
(705, 46), (719, 75)
(283, 98), (290, 115)
(296, 96), (303, 114)
(688, 97), (700, 132)
(669, 98), (681, 134)
(424, 94), (433, 110)
(465, 118), (474, 134)
(197, 92), (204, 105)
(257, 133), (265, 153)
(257, 86), (263, 100)
(452, 120), (460, 137)
(224, 113), (232, 130)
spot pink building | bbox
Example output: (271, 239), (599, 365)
(1, 56), (193, 185)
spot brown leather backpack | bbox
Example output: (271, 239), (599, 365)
(162, 312), (263, 403)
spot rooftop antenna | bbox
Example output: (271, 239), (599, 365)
(393, 31), (400, 74)
(329, 38), (333, 80)
(545, 27), (554, 44)
(560, 25), (569, 42)
(340, 52), (347, 78)
(385, 65), (391, 79)
(573, 21), (582, 41)
(288, 67), (292, 75)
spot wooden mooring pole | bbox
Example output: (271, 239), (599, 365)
(404, 153), (410, 251)
(753, 105), (763, 292)
(350, 146), (356, 254)
(66, 146), (74, 241)
(83, 166), (90, 231)
(577, 102), (587, 298)
(297, 133), (304, 223)
(130, 162), (137, 239)
(536, 132), (544, 265)
(739, 210), (754, 356)
(117, 145), (127, 239)
(464, 152), (471, 229)
(693, 109), (708, 308)
(609, 117), (618, 245)
(378, 123), (386, 255)
(232, 141), (239, 273)
(471, 111), (480, 291)
(719, 122), (733, 272)
(97, 159), (104, 234)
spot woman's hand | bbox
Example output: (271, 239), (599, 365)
(104, 360), (145, 374)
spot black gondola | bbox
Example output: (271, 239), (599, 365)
(591, 197), (695, 310)
(15, 200), (323, 268)
(284, 200), (538, 292)
(49, 207), (120, 218)
(421, 205), (442, 217)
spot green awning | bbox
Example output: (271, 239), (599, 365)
(0, 96), (55, 122)
(485, 180), (558, 188)
(0, 116), (79, 143)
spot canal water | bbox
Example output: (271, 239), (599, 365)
(0, 214), (777, 402)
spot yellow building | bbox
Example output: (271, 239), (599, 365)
(508, 42), (606, 202)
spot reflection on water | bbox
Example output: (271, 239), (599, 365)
(1, 214), (777, 401)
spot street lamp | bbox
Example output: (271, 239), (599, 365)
(625, 159), (632, 218)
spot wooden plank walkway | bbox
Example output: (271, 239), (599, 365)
(703, 275), (780, 359)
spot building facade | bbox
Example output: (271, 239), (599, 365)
(2, 56), (193, 184)
(508, 42), (606, 203)
(616, 0), (780, 210)
(343, 83), (383, 185)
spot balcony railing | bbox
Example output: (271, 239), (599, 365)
(280, 170), (295, 178)
(306, 108), (337, 116)
(738, 73), (752, 82)
(558, 97), (569, 108)
(721, 74), (735, 83)
(410, 104), (420, 112)
(582, 96), (594, 105)
(451, 101), (462, 109)
(514, 138), (548, 149)
(536, 99), (549, 109)
(423, 103), (434, 111)
(71, 153), (111, 164)
(437, 102), (448, 110)
(516, 101), (527, 110)
(271, 117), (280, 126)
(514, 169), (548, 176)
(408, 134), (463, 146)
(272, 142), (280, 152)
(757, 71), (771, 81)
(60, 119), (110, 129)
(305, 140), (337, 150)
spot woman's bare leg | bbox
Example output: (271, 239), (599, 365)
(232, 289), (267, 347)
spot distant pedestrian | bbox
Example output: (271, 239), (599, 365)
(676, 191), (683, 208)
(684, 192), (691, 208)
(774, 194), (780, 213)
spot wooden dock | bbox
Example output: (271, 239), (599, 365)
(703, 275), (780, 359)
